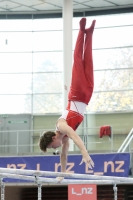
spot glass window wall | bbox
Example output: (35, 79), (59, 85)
(0, 13), (133, 114)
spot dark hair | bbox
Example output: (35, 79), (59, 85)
(39, 131), (56, 152)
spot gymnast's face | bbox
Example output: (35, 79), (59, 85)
(47, 136), (62, 149)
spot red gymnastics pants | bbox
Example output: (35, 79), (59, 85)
(68, 22), (94, 105)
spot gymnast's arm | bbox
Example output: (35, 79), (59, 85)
(60, 139), (69, 172)
(57, 119), (94, 168)
(56, 138), (69, 182)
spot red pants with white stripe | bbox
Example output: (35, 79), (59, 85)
(68, 22), (94, 105)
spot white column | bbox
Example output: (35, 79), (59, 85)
(63, 0), (73, 151)
(63, 0), (73, 109)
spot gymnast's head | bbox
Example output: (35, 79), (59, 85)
(39, 131), (62, 152)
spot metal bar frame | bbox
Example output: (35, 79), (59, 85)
(0, 168), (133, 183)
(0, 168), (133, 200)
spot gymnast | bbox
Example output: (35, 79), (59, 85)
(39, 17), (96, 181)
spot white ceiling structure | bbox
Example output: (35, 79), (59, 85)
(0, 0), (132, 14)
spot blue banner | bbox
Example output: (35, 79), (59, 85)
(0, 153), (130, 182)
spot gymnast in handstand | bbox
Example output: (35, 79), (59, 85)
(39, 17), (96, 179)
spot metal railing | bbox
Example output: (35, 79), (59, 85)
(0, 127), (114, 155)
(117, 128), (133, 153)
(0, 129), (44, 155)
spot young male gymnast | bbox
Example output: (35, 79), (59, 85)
(39, 18), (96, 179)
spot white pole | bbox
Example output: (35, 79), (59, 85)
(35, 176), (42, 200)
(122, 133), (133, 152)
(113, 184), (117, 200)
(0, 178), (5, 200)
(0, 168), (133, 183)
(62, 0), (73, 109)
(63, 0), (73, 151)
(17, 132), (19, 154)
(38, 183), (42, 200)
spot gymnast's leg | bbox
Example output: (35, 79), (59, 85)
(83, 20), (96, 103)
(68, 18), (86, 102)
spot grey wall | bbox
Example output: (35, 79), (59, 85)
(33, 112), (133, 153)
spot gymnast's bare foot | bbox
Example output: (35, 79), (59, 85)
(80, 18), (86, 31)
(85, 20), (96, 34)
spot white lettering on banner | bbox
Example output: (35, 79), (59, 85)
(7, 164), (26, 169)
(104, 161), (125, 173)
(115, 161), (124, 172)
(55, 162), (74, 173)
(72, 188), (93, 196)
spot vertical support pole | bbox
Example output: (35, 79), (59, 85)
(113, 184), (117, 200)
(0, 178), (5, 200)
(111, 126), (113, 152)
(30, 115), (34, 153)
(35, 175), (42, 200)
(16, 132), (19, 154)
(62, 0), (73, 109)
(63, 0), (73, 151)
(38, 183), (42, 200)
